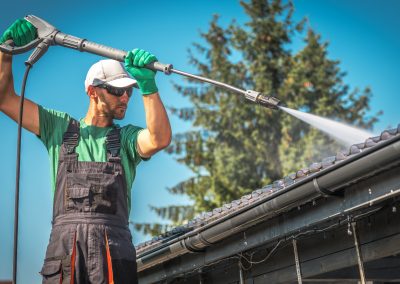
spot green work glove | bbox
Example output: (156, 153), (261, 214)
(125, 48), (158, 95)
(0, 19), (37, 46)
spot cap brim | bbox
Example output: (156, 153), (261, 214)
(107, 77), (138, 88)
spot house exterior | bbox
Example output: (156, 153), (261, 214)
(136, 125), (400, 283)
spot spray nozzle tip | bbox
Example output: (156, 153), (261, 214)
(244, 90), (281, 110)
(257, 94), (281, 110)
(245, 90), (281, 109)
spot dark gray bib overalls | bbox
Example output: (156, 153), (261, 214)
(40, 119), (138, 284)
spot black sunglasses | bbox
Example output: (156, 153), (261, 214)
(97, 84), (133, 97)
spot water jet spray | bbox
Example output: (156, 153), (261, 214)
(280, 106), (373, 146)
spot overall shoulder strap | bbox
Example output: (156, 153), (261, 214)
(106, 126), (121, 161)
(62, 118), (80, 154)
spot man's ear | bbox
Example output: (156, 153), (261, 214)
(87, 85), (98, 99)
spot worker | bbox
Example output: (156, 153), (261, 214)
(0, 19), (172, 283)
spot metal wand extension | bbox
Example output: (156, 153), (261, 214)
(0, 15), (282, 110)
(1, 15), (282, 110)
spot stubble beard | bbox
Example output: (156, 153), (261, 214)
(112, 107), (127, 120)
(98, 91), (127, 120)
(111, 108), (128, 120)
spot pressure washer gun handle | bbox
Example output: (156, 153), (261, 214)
(54, 32), (173, 74)
(25, 38), (52, 66)
(0, 38), (49, 67)
(0, 38), (41, 55)
(0, 15), (60, 64)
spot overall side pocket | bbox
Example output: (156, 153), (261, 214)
(40, 255), (72, 284)
(40, 259), (61, 284)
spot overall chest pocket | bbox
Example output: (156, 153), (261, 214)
(65, 173), (121, 214)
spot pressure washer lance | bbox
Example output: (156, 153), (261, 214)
(0, 15), (281, 109)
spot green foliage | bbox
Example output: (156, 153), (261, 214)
(135, 0), (380, 237)
(132, 223), (173, 237)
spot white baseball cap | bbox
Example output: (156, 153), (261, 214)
(84, 59), (137, 92)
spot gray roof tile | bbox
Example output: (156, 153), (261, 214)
(283, 175), (296, 186)
(321, 156), (336, 168)
(381, 130), (395, 140)
(349, 145), (361, 154)
(365, 138), (378, 147)
(309, 162), (322, 173)
(335, 151), (348, 161)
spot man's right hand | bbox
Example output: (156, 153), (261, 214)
(0, 19), (40, 136)
(0, 19), (37, 47)
(125, 49), (158, 96)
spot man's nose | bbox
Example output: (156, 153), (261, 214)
(120, 91), (130, 103)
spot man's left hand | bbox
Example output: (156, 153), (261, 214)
(125, 48), (158, 95)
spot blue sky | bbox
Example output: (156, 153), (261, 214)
(1, 0), (399, 282)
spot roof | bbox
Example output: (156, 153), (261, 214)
(135, 124), (400, 256)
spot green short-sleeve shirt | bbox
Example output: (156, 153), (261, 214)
(37, 105), (147, 213)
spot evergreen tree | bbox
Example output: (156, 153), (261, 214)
(135, 0), (380, 236)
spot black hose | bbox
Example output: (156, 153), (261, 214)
(13, 63), (32, 284)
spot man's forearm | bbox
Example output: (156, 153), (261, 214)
(0, 52), (15, 109)
(0, 51), (40, 135)
(125, 48), (172, 156)
(142, 92), (172, 149)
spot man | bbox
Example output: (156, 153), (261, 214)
(0, 19), (171, 283)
